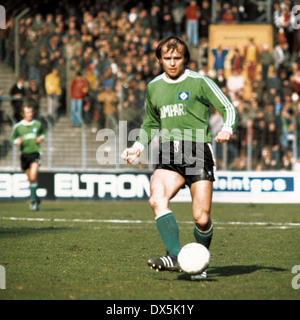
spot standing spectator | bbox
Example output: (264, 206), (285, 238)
(199, 0), (211, 38)
(97, 84), (118, 130)
(185, 0), (200, 47)
(172, 0), (186, 37)
(45, 67), (61, 122)
(25, 40), (41, 87)
(258, 44), (274, 82)
(69, 72), (89, 126)
(231, 47), (244, 74)
(161, 9), (174, 39)
(10, 77), (25, 122)
(244, 38), (258, 82)
(26, 80), (41, 120)
(211, 45), (229, 74)
(38, 45), (50, 95)
(273, 42), (286, 73)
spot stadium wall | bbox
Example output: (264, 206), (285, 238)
(0, 171), (300, 204)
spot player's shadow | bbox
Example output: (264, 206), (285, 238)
(209, 265), (286, 277)
(177, 265), (286, 281)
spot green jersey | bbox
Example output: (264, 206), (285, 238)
(11, 119), (45, 154)
(137, 69), (238, 145)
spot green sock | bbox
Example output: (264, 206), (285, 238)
(30, 183), (38, 203)
(155, 212), (181, 257)
(194, 224), (213, 250)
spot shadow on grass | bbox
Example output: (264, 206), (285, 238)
(0, 226), (71, 238)
(177, 265), (287, 281)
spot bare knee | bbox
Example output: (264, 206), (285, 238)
(194, 210), (211, 231)
(149, 195), (169, 216)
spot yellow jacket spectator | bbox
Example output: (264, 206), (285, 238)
(45, 68), (62, 95)
(45, 68), (61, 121)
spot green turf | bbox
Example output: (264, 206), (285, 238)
(0, 201), (299, 300)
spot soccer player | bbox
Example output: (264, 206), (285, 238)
(11, 105), (45, 211)
(121, 36), (238, 279)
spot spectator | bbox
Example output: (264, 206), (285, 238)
(9, 77), (26, 122)
(231, 47), (244, 74)
(172, 0), (185, 37)
(97, 84), (118, 130)
(227, 69), (245, 100)
(69, 72), (89, 125)
(25, 40), (41, 87)
(38, 45), (50, 95)
(244, 38), (258, 82)
(185, 0), (200, 47)
(199, 0), (211, 38)
(211, 45), (229, 74)
(45, 67), (61, 122)
(214, 69), (227, 90)
(273, 42), (286, 73)
(258, 44), (274, 81)
(26, 80), (41, 119)
(252, 73), (265, 104)
(161, 10), (174, 39)
(221, 9), (236, 24)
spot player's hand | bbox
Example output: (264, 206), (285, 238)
(36, 137), (43, 144)
(214, 130), (231, 143)
(121, 147), (141, 164)
(14, 137), (22, 146)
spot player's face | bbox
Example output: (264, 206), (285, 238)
(23, 107), (34, 122)
(160, 45), (186, 80)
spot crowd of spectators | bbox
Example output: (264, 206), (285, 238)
(0, 0), (300, 171)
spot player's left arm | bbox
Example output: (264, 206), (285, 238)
(36, 122), (46, 144)
(201, 77), (238, 143)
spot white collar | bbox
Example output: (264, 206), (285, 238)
(21, 120), (34, 126)
(163, 69), (188, 83)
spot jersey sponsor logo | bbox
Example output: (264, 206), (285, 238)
(160, 104), (186, 119)
(178, 92), (190, 101)
(23, 133), (36, 140)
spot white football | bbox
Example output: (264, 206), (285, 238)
(178, 243), (210, 274)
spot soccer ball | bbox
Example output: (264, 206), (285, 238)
(178, 243), (210, 274)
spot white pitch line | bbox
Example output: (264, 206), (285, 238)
(0, 216), (300, 228)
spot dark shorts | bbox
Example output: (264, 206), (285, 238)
(155, 141), (215, 187)
(21, 152), (41, 171)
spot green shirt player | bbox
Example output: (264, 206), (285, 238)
(11, 105), (45, 211)
(122, 36), (238, 280)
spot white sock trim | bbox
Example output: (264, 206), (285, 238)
(195, 223), (213, 234)
(155, 211), (172, 221)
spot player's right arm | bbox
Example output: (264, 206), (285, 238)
(10, 125), (22, 146)
(121, 86), (160, 164)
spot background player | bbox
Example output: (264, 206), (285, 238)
(121, 36), (238, 279)
(11, 105), (45, 211)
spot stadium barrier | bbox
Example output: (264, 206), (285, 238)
(0, 170), (300, 203)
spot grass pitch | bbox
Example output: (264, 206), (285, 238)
(0, 201), (299, 300)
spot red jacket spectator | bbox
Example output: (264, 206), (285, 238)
(185, 1), (200, 21)
(69, 73), (88, 100)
